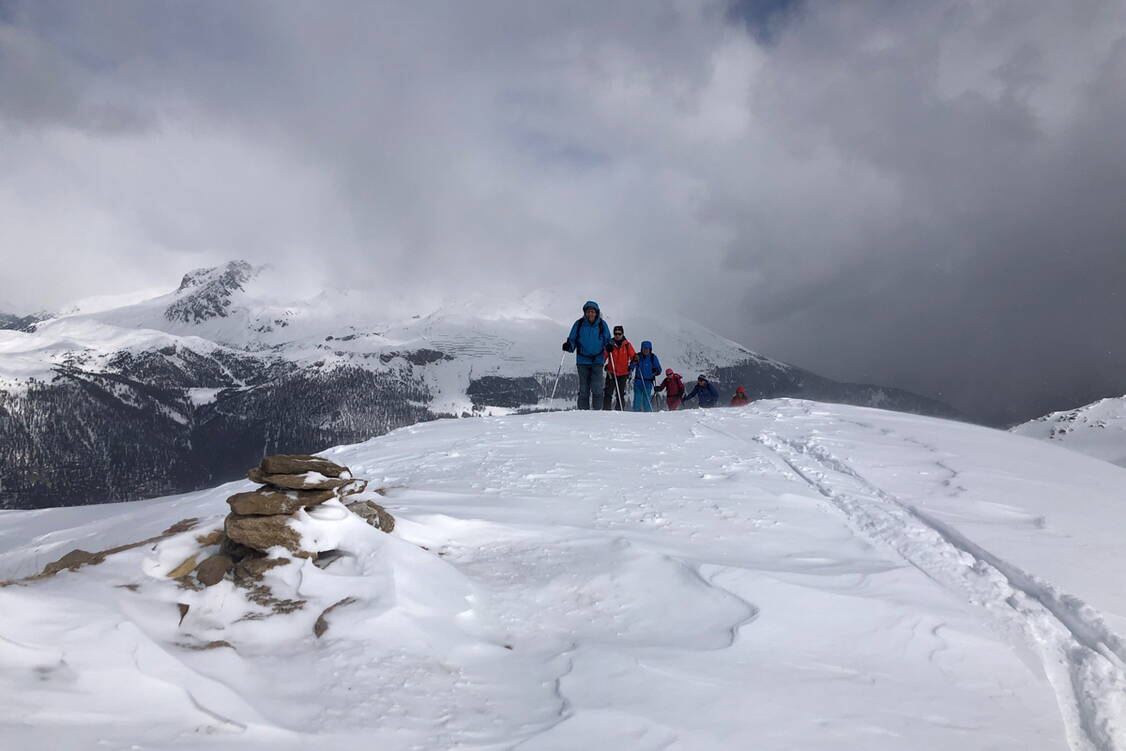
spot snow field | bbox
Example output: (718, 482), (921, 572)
(0, 400), (1124, 749)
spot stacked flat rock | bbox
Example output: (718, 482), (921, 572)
(194, 454), (394, 587)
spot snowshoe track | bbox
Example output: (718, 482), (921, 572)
(753, 430), (1126, 751)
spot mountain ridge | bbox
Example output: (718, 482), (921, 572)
(1011, 394), (1126, 468)
(0, 261), (961, 509)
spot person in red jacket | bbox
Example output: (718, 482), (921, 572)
(730, 386), (751, 406)
(602, 325), (636, 410)
(655, 369), (686, 411)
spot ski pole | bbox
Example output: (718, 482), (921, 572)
(549, 351), (566, 401)
(646, 370), (658, 412)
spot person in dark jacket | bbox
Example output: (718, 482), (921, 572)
(563, 301), (613, 410)
(730, 386), (751, 406)
(655, 369), (685, 410)
(629, 341), (662, 412)
(682, 374), (719, 408)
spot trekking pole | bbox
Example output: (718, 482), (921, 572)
(642, 376), (654, 412)
(549, 351), (566, 401)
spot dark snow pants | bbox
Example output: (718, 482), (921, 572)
(603, 373), (629, 410)
(576, 364), (604, 410)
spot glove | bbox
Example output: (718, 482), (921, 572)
(562, 341), (574, 353)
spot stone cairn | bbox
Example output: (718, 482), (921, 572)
(191, 453), (395, 587)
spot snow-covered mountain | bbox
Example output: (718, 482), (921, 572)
(1012, 395), (1126, 468)
(0, 310), (47, 333)
(0, 261), (960, 508)
(1, 402), (1124, 750)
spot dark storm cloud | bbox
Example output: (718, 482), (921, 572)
(0, 0), (1124, 423)
(727, 0), (804, 43)
(717, 1), (1126, 423)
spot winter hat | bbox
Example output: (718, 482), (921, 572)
(665, 368), (673, 374)
(736, 386), (746, 393)
(641, 340), (652, 350)
(697, 374), (707, 381)
(613, 325), (624, 334)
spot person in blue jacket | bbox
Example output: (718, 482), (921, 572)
(629, 341), (661, 412)
(682, 374), (719, 408)
(562, 301), (614, 410)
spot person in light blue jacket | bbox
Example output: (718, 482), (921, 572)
(563, 301), (614, 410)
(629, 341), (662, 412)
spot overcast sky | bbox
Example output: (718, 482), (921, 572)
(1, 0), (1125, 423)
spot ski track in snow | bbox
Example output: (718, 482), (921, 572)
(744, 422), (1126, 751)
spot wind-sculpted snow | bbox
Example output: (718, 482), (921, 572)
(2, 401), (1124, 749)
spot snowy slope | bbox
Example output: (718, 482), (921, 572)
(1012, 395), (1126, 468)
(1, 400), (1124, 751)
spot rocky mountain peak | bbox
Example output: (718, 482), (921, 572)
(165, 260), (258, 324)
(0, 311), (48, 332)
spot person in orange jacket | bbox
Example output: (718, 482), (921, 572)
(602, 325), (636, 410)
(730, 386), (751, 406)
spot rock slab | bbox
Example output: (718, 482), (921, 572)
(247, 467), (350, 491)
(195, 554), (234, 586)
(225, 513), (311, 557)
(346, 501), (395, 533)
(260, 454), (349, 478)
(227, 488), (335, 515)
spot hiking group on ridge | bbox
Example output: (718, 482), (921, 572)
(561, 300), (751, 412)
